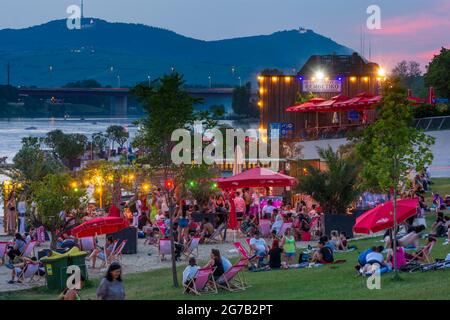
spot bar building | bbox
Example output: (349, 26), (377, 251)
(258, 52), (385, 139)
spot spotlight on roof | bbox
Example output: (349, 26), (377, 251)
(315, 71), (325, 80)
(377, 68), (386, 77)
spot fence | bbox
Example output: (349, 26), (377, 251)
(415, 116), (450, 131)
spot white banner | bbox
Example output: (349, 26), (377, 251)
(302, 80), (341, 93)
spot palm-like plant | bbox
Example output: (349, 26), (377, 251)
(295, 146), (360, 215)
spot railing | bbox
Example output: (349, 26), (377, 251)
(415, 116), (450, 131)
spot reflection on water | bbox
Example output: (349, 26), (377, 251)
(0, 117), (259, 216)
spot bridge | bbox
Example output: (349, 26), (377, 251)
(18, 87), (236, 117)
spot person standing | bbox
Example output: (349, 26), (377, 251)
(17, 197), (27, 234)
(6, 191), (17, 235)
(96, 262), (125, 300)
(233, 191), (246, 222)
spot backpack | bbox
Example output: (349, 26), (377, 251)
(298, 252), (310, 263)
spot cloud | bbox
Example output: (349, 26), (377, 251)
(373, 14), (450, 35)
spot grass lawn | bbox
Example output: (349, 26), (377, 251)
(1, 179), (449, 300)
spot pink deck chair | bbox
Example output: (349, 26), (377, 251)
(183, 236), (201, 259)
(0, 241), (9, 265)
(110, 240), (127, 263)
(79, 237), (96, 252)
(183, 267), (218, 295)
(98, 240), (119, 268)
(21, 241), (37, 258)
(233, 242), (251, 260)
(259, 219), (271, 237)
(18, 262), (42, 283)
(216, 259), (249, 291)
(36, 226), (46, 243)
(277, 222), (293, 237)
(159, 238), (172, 262)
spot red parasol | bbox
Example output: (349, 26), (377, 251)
(353, 198), (419, 234)
(286, 97), (326, 112)
(217, 167), (297, 189)
(71, 216), (129, 238)
(108, 204), (121, 217)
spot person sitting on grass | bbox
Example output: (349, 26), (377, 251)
(328, 230), (341, 251)
(405, 235), (437, 262)
(398, 225), (425, 248)
(385, 239), (406, 270)
(359, 246), (386, 275)
(270, 209), (283, 236)
(339, 232), (348, 251)
(6, 233), (27, 265)
(87, 236), (115, 269)
(268, 239), (283, 269)
(311, 239), (334, 264)
(431, 212), (447, 237)
(249, 231), (269, 265)
(281, 227), (296, 266)
(203, 249), (224, 281)
(182, 257), (200, 288)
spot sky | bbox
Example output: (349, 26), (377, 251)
(0, 0), (449, 71)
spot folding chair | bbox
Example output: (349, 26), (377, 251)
(409, 241), (436, 263)
(20, 241), (37, 258)
(79, 237), (96, 253)
(110, 240), (128, 263)
(17, 262), (42, 283)
(183, 237), (200, 260)
(159, 238), (172, 262)
(259, 219), (271, 237)
(233, 242), (251, 260)
(216, 259), (249, 291)
(98, 240), (119, 268)
(0, 241), (9, 265)
(205, 223), (226, 244)
(183, 267), (218, 295)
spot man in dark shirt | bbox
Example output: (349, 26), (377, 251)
(312, 240), (334, 264)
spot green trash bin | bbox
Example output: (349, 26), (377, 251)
(68, 251), (89, 281)
(40, 255), (69, 291)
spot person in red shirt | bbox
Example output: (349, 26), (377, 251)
(233, 191), (246, 222)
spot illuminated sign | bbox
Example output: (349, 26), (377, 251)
(302, 80), (341, 93)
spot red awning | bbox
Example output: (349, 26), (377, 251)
(217, 167), (297, 189)
(314, 94), (350, 112)
(286, 97), (326, 112)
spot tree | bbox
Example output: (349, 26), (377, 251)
(106, 125), (129, 150)
(92, 132), (108, 158)
(1, 137), (64, 187)
(353, 78), (435, 278)
(44, 130), (88, 169)
(210, 104), (225, 118)
(31, 174), (86, 249)
(232, 82), (259, 117)
(424, 47), (450, 99)
(392, 60), (425, 96)
(295, 146), (360, 215)
(131, 73), (203, 288)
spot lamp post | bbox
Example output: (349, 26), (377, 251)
(238, 76), (242, 87)
(208, 75), (212, 88)
(148, 75), (151, 87)
(2, 180), (12, 233)
(117, 75), (121, 88)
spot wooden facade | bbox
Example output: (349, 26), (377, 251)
(258, 53), (382, 139)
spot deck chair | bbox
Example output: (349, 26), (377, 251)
(20, 241), (37, 258)
(233, 242), (252, 260)
(17, 262), (42, 283)
(0, 241), (9, 265)
(183, 236), (201, 259)
(409, 241), (435, 263)
(183, 267), (218, 295)
(98, 240), (119, 268)
(259, 219), (271, 237)
(159, 238), (172, 262)
(79, 237), (96, 253)
(110, 240), (127, 263)
(205, 223), (226, 244)
(216, 259), (249, 291)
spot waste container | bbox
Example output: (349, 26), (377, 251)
(68, 251), (89, 281)
(40, 255), (69, 291)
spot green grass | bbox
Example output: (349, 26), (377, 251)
(1, 178), (449, 300)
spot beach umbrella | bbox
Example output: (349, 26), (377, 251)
(353, 198), (419, 234)
(71, 216), (129, 238)
(285, 97), (326, 112)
